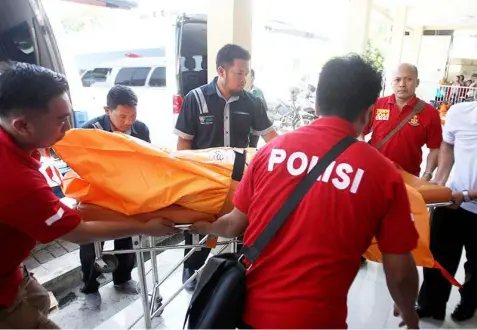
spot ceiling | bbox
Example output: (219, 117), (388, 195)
(374, 0), (477, 29)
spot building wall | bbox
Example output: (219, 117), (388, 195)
(447, 58), (477, 81)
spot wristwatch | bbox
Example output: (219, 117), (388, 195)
(462, 190), (472, 203)
(423, 171), (433, 179)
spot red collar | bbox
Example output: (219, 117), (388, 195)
(388, 94), (419, 109)
(0, 127), (41, 169)
(312, 116), (357, 136)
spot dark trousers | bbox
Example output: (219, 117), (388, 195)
(418, 206), (477, 311)
(183, 233), (244, 271)
(183, 233), (211, 271)
(80, 237), (135, 294)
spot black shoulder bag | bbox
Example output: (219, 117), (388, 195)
(184, 136), (357, 329)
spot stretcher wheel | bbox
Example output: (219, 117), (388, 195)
(154, 296), (164, 317)
(94, 255), (119, 273)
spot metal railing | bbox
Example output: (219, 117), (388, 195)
(434, 85), (477, 104)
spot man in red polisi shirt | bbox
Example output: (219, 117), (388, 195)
(363, 63), (442, 180)
(191, 55), (420, 329)
(0, 63), (178, 329)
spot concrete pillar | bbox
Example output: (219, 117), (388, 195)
(409, 26), (423, 64)
(206, 0), (253, 84)
(388, 6), (408, 67)
(342, 0), (372, 55)
(384, 5), (408, 94)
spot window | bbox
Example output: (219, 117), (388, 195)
(149, 67), (166, 87)
(114, 67), (151, 86)
(82, 68), (110, 87)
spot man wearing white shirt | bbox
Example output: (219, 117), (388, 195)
(416, 101), (477, 322)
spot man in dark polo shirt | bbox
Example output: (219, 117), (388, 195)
(174, 44), (278, 291)
(80, 85), (151, 308)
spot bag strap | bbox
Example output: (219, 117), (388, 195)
(231, 150), (246, 181)
(240, 135), (357, 265)
(375, 100), (426, 150)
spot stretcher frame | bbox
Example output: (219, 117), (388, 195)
(93, 232), (240, 329)
(91, 201), (452, 329)
(426, 201), (453, 217)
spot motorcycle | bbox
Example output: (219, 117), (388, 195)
(267, 84), (317, 134)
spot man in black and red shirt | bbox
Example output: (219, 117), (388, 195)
(191, 55), (420, 329)
(0, 63), (178, 329)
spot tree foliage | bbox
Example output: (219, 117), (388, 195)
(61, 8), (103, 34)
(362, 41), (384, 73)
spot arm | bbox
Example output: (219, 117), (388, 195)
(262, 130), (278, 143)
(82, 122), (95, 129)
(251, 98), (278, 144)
(433, 142), (454, 186)
(63, 217), (177, 245)
(5, 176), (178, 245)
(422, 149), (439, 181)
(423, 108), (444, 181)
(190, 208), (248, 238)
(470, 189), (477, 200)
(177, 137), (192, 150)
(383, 253), (419, 329)
(174, 92), (197, 150)
(433, 106), (456, 186)
(377, 172), (420, 328)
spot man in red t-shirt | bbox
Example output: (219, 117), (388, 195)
(363, 63), (442, 179)
(0, 63), (178, 329)
(191, 55), (420, 329)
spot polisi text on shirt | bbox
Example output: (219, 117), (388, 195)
(267, 148), (365, 194)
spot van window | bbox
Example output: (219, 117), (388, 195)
(82, 68), (110, 87)
(0, 22), (35, 65)
(149, 67), (166, 87)
(115, 67), (151, 86)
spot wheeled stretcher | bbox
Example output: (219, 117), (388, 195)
(52, 129), (459, 327)
(78, 202), (241, 329)
(92, 231), (239, 329)
(81, 170), (456, 329)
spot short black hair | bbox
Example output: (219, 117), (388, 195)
(107, 85), (138, 109)
(317, 54), (382, 122)
(0, 62), (69, 118)
(251, 69), (255, 78)
(216, 44), (251, 69)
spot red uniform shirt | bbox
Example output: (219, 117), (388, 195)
(0, 128), (81, 307)
(364, 95), (443, 176)
(233, 117), (419, 329)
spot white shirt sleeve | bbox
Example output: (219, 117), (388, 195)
(443, 106), (456, 145)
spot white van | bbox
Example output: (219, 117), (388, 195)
(0, 0), (89, 122)
(0, 0), (135, 196)
(80, 13), (209, 148)
(83, 56), (173, 146)
(165, 14), (208, 129)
